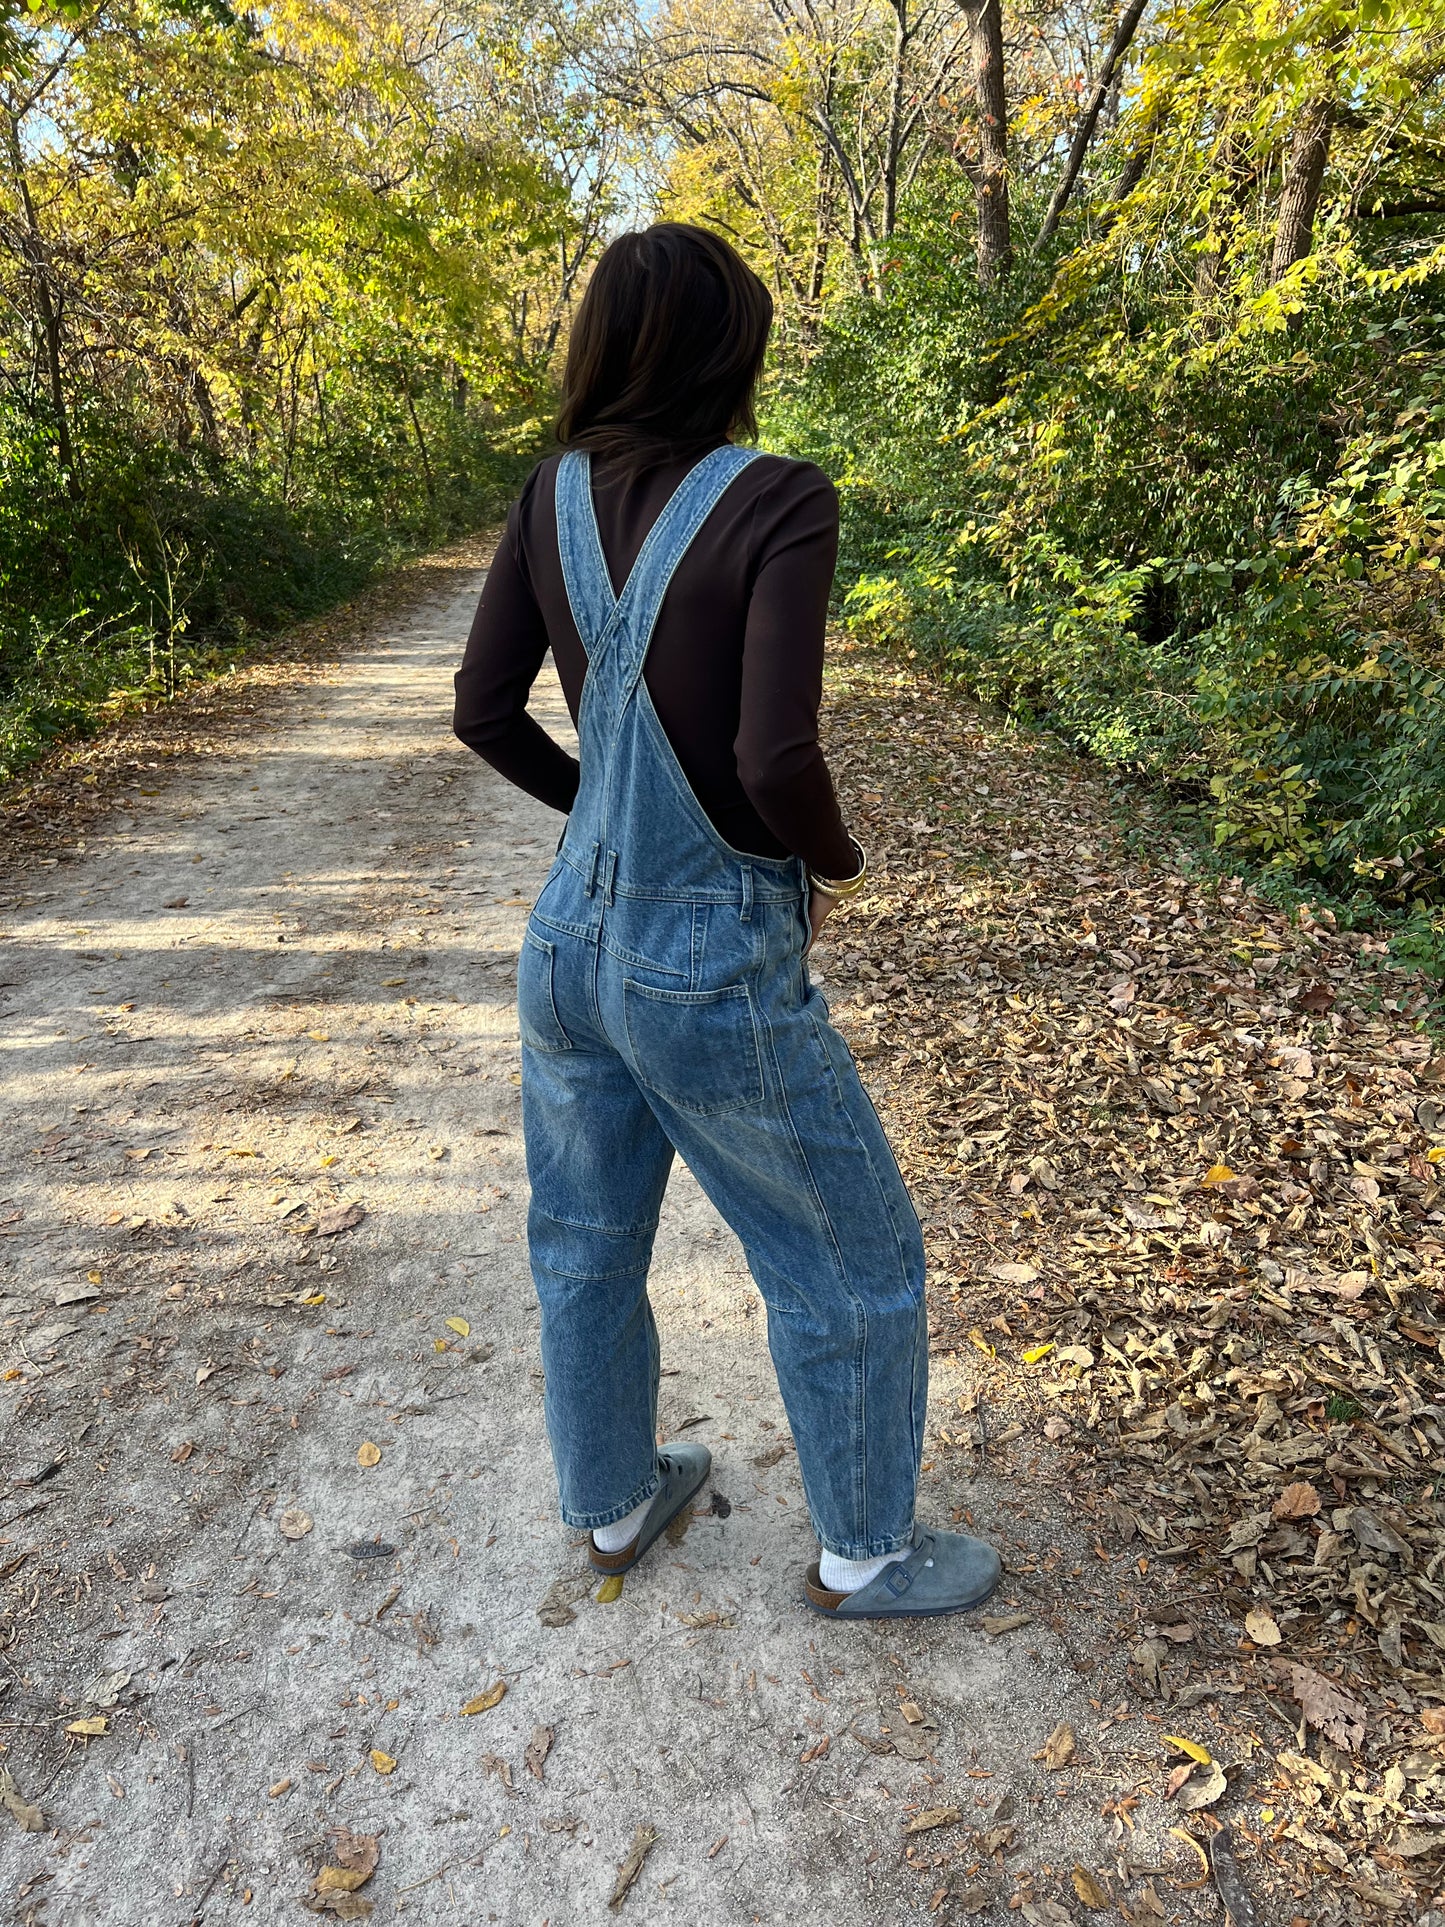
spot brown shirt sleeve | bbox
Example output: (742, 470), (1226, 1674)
(733, 464), (854, 877)
(452, 484), (581, 818)
(452, 449), (855, 877)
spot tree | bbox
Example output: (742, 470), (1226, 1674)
(959, 0), (1010, 283)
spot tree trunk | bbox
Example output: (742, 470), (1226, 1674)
(404, 379), (435, 504)
(963, 0), (1010, 284)
(1194, 141), (1255, 308)
(1270, 93), (1334, 282)
(6, 118), (80, 498)
(882, 0), (910, 239)
(1034, 0), (1148, 252)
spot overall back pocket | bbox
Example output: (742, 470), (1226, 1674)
(518, 932), (575, 1053)
(622, 979), (763, 1116)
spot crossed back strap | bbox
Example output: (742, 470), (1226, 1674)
(554, 444), (763, 704)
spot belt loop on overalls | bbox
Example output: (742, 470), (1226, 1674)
(602, 849), (618, 906)
(739, 865), (754, 924)
(584, 841), (601, 897)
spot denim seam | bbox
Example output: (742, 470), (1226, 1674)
(598, 935), (689, 980)
(533, 1209), (662, 1239)
(753, 913), (872, 1551)
(805, 1003), (927, 1481)
(816, 1009), (928, 1472)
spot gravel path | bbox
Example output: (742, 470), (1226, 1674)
(0, 560), (1194, 1925)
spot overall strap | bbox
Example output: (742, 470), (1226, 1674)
(555, 449), (616, 654)
(555, 445), (764, 698)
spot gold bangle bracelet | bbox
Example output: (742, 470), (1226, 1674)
(808, 837), (867, 899)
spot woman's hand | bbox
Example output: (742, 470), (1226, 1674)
(806, 885), (838, 955)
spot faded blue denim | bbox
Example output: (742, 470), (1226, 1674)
(517, 445), (927, 1559)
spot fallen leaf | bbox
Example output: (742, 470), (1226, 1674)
(306, 1900), (372, 1922)
(992, 1261), (1038, 1284)
(901, 1699), (925, 1723)
(1042, 1415), (1069, 1441)
(981, 1612), (1032, 1636)
(55, 1281), (101, 1306)
(595, 1573), (624, 1603)
(323, 1829), (378, 1877)
(1272, 1481), (1320, 1521)
(1174, 1761), (1228, 1811)
(368, 1749), (396, 1775)
(1201, 1164), (1234, 1187)
(444, 1316), (470, 1337)
(1034, 1720), (1076, 1770)
(66, 1715), (107, 1737)
(279, 1507), (314, 1540)
(316, 1867), (369, 1895)
(1244, 1606), (1282, 1647)
(460, 1681), (507, 1715)
(356, 1442), (381, 1469)
(269, 1777), (292, 1798)
(1208, 1825), (1261, 1926)
(1163, 1734), (1212, 1765)
(1072, 1866), (1110, 1908)
(525, 1725), (554, 1782)
(1022, 1342), (1055, 1365)
(307, 1030), (330, 1043)
(608, 1824), (658, 1911)
(1170, 1826), (1211, 1887)
(81, 1669), (130, 1709)
(1271, 1660), (1367, 1752)
(536, 1574), (591, 1627)
(1120, 1881), (1166, 1926)
(904, 1805), (965, 1834)
(317, 1202), (365, 1237)
(1165, 1761), (1195, 1798)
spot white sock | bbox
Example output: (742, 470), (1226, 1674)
(818, 1547), (906, 1593)
(592, 1492), (655, 1553)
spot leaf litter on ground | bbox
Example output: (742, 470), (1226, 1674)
(817, 646), (1445, 1926)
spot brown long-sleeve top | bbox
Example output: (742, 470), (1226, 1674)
(451, 442), (856, 877)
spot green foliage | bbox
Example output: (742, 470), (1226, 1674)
(768, 162), (1445, 911)
(0, 0), (609, 780)
(0, 392), (534, 781)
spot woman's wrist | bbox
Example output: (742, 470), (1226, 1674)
(808, 835), (867, 900)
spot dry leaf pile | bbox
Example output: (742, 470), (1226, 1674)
(820, 646), (1445, 1925)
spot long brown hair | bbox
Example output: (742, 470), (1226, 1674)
(555, 224), (773, 469)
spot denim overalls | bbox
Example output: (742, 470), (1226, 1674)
(517, 445), (927, 1561)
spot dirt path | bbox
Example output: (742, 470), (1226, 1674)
(0, 562), (1178, 1927)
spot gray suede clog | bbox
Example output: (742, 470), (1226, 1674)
(803, 1528), (1002, 1618)
(588, 1443), (712, 1575)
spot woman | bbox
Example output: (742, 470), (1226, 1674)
(453, 223), (999, 1619)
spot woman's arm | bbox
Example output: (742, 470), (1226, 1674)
(733, 464), (859, 880)
(452, 497), (580, 815)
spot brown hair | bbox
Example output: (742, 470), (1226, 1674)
(555, 224), (773, 468)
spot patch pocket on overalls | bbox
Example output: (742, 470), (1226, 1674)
(518, 933), (574, 1052)
(622, 979), (763, 1115)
